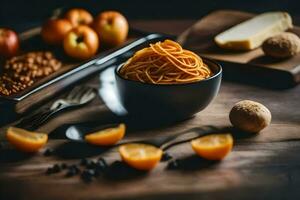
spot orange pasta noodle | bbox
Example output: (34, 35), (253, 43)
(119, 40), (212, 84)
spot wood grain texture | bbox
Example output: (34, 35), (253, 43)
(0, 16), (300, 200)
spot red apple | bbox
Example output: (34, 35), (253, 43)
(41, 19), (73, 45)
(63, 25), (99, 60)
(93, 11), (128, 47)
(65, 8), (93, 27)
(0, 28), (19, 58)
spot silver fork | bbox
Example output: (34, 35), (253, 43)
(16, 86), (96, 131)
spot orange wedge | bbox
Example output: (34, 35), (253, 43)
(6, 127), (48, 153)
(85, 123), (126, 146)
(119, 143), (162, 170)
(191, 134), (233, 160)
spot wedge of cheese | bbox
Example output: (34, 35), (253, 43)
(214, 12), (293, 50)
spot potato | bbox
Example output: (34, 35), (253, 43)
(229, 100), (271, 133)
(262, 32), (300, 58)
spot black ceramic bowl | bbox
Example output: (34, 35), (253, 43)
(115, 58), (222, 122)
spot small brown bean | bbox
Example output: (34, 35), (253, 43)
(0, 51), (62, 96)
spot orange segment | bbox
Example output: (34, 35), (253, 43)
(191, 134), (233, 160)
(6, 127), (48, 153)
(85, 123), (126, 146)
(119, 143), (162, 170)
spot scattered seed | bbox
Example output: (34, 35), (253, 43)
(80, 158), (88, 166)
(95, 158), (108, 171)
(81, 169), (94, 182)
(46, 167), (54, 175)
(94, 169), (101, 177)
(86, 160), (97, 169)
(45, 164), (61, 174)
(52, 164), (61, 173)
(65, 168), (77, 177)
(60, 163), (68, 169)
(68, 164), (80, 174)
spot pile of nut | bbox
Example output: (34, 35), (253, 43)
(0, 51), (62, 96)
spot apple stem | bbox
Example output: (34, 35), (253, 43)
(76, 35), (84, 44)
(107, 18), (113, 25)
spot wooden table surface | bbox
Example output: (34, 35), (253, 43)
(0, 19), (300, 200)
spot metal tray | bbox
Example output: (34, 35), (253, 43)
(0, 33), (173, 114)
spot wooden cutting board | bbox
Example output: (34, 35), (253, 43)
(178, 10), (300, 89)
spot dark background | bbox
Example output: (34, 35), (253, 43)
(0, 0), (299, 32)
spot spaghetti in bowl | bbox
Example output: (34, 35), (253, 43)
(115, 40), (222, 122)
(118, 40), (212, 85)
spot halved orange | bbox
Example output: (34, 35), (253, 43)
(119, 143), (162, 170)
(191, 134), (233, 160)
(85, 123), (126, 146)
(6, 127), (48, 153)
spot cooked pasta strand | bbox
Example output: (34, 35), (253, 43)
(119, 40), (212, 84)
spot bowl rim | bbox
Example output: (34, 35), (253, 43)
(115, 57), (222, 87)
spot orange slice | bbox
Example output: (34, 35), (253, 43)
(191, 134), (233, 160)
(85, 123), (126, 146)
(6, 127), (48, 153)
(119, 143), (162, 170)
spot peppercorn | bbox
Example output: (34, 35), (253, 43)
(86, 160), (97, 169)
(81, 169), (94, 182)
(79, 158), (88, 166)
(45, 164), (61, 174)
(60, 163), (68, 169)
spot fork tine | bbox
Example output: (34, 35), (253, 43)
(81, 88), (93, 98)
(72, 86), (91, 102)
(21, 110), (51, 130)
(18, 86), (95, 130)
(17, 112), (44, 127)
(80, 88), (95, 103)
(27, 111), (54, 130)
(66, 86), (81, 100)
(30, 111), (50, 124)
